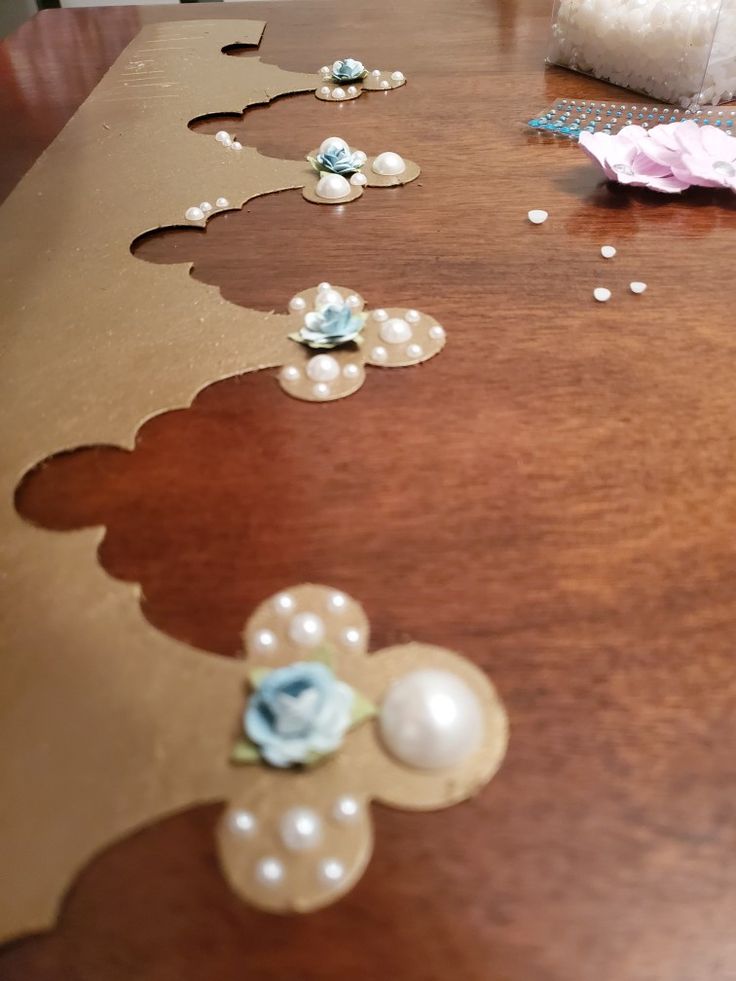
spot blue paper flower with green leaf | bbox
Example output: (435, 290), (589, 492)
(232, 659), (376, 768)
(331, 58), (368, 83)
(290, 302), (366, 350)
(308, 145), (365, 177)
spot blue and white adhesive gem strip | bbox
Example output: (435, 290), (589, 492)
(528, 99), (736, 141)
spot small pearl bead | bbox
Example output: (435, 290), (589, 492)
(380, 317), (412, 344)
(256, 857), (284, 886)
(280, 807), (323, 851)
(215, 130), (230, 143)
(289, 612), (325, 647)
(429, 324), (446, 341)
(273, 592), (295, 614)
(328, 591), (347, 611)
(199, 202), (212, 213)
(380, 80), (390, 90)
(345, 294), (362, 309)
(319, 137), (349, 155)
(391, 70), (405, 82)
(343, 363), (361, 380)
(332, 795), (360, 822)
(630, 281), (648, 294)
(372, 309), (388, 322)
(185, 206), (204, 221)
(372, 151), (406, 175)
(347, 86), (358, 96)
(315, 173), (351, 200)
(332, 87), (346, 100)
(318, 282), (331, 291)
(227, 809), (257, 836)
(527, 209), (548, 225)
(316, 287), (344, 309)
(252, 628), (277, 653)
(350, 172), (368, 186)
(406, 343), (423, 359)
(320, 65), (330, 74)
(280, 365), (300, 383)
(343, 627), (362, 647)
(231, 141), (242, 150)
(307, 354), (340, 382)
(313, 382), (330, 399)
(319, 86), (331, 96)
(600, 245), (617, 259)
(319, 858), (345, 884)
(215, 197), (229, 208)
(371, 345), (388, 363)
(289, 296), (306, 312)
(405, 309), (420, 323)
(593, 287), (612, 302)
(352, 150), (367, 165)
(379, 669), (484, 769)
(371, 69), (381, 78)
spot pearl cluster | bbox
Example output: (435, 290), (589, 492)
(549, 0), (736, 106)
(184, 198), (230, 221)
(317, 65), (405, 101)
(369, 308), (445, 365)
(249, 589), (364, 655)
(215, 130), (243, 151)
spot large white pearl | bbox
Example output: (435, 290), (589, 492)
(379, 669), (484, 769)
(280, 807), (323, 851)
(289, 612), (325, 647)
(307, 354), (340, 382)
(380, 318), (412, 344)
(215, 130), (231, 144)
(319, 136), (349, 155)
(372, 152), (406, 176)
(315, 174), (351, 200)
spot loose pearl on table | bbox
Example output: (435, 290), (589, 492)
(378, 669), (484, 769)
(227, 809), (257, 837)
(406, 343), (423, 359)
(307, 354), (340, 382)
(332, 87), (346, 100)
(429, 324), (446, 341)
(256, 857), (284, 886)
(313, 383), (330, 399)
(289, 296), (306, 312)
(343, 363), (361, 380)
(405, 309), (420, 323)
(371, 345), (388, 363)
(593, 287), (612, 302)
(273, 592), (295, 613)
(380, 318), (412, 344)
(372, 151), (406, 175)
(215, 197), (229, 208)
(315, 173), (351, 200)
(319, 859), (345, 884)
(600, 245), (617, 259)
(215, 130), (231, 144)
(527, 209), (548, 225)
(350, 172), (367, 186)
(280, 365), (300, 383)
(372, 309), (388, 322)
(185, 206), (204, 221)
(332, 795), (360, 822)
(319, 136), (349, 155)
(252, 628), (277, 653)
(199, 202), (212, 213)
(289, 612), (326, 647)
(319, 86), (331, 96)
(352, 150), (368, 165)
(630, 281), (647, 294)
(280, 807), (323, 851)
(391, 70), (405, 82)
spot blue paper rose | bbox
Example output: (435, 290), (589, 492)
(245, 661), (355, 768)
(311, 145), (365, 176)
(293, 303), (366, 349)
(331, 58), (367, 83)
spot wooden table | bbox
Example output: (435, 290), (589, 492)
(2, 2), (736, 978)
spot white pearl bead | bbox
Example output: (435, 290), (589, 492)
(372, 309), (388, 322)
(601, 245), (617, 259)
(319, 858), (345, 884)
(343, 363), (361, 380)
(391, 70), (405, 82)
(630, 281), (648, 294)
(289, 296), (306, 312)
(307, 354), (340, 382)
(527, 209), (548, 225)
(273, 592), (295, 613)
(215, 197), (229, 208)
(372, 151), (406, 175)
(280, 365), (300, 383)
(405, 309), (420, 323)
(227, 809), (257, 836)
(231, 141), (242, 150)
(332, 87), (346, 100)
(289, 612), (325, 647)
(280, 807), (323, 851)
(332, 795), (360, 822)
(215, 130), (230, 143)
(429, 324), (446, 341)
(252, 628), (277, 653)
(347, 86), (358, 96)
(371, 69), (381, 77)
(380, 318), (412, 344)
(256, 857), (284, 886)
(345, 294), (362, 309)
(406, 343), (423, 359)
(352, 150), (367, 165)
(313, 383), (330, 399)
(371, 345), (388, 363)
(319, 136), (349, 155)
(315, 173), (351, 200)
(379, 80), (390, 90)
(350, 172), (367, 186)
(318, 282), (331, 290)
(593, 287), (612, 302)
(319, 86), (331, 96)
(343, 627), (362, 647)
(379, 669), (484, 769)
(316, 287), (344, 309)
(199, 202), (212, 213)
(320, 65), (330, 75)
(328, 591), (347, 611)
(185, 206), (204, 221)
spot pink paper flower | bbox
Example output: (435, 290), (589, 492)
(668, 120), (736, 190)
(579, 126), (690, 193)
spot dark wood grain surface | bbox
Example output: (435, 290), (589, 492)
(3, 2), (736, 979)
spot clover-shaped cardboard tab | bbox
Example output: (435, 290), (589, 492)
(216, 585), (509, 913)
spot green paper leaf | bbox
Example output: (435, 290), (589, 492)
(249, 667), (272, 689)
(349, 689), (377, 729)
(230, 737), (261, 765)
